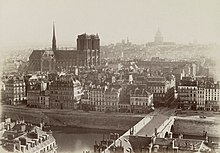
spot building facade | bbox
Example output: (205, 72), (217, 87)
(178, 77), (198, 110)
(146, 76), (175, 107)
(5, 77), (26, 105)
(178, 77), (220, 111)
(27, 82), (41, 108)
(130, 88), (153, 113)
(83, 85), (122, 112)
(39, 90), (50, 109)
(49, 75), (82, 109)
(104, 87), (122, 112)
(27, 81), (50, 108)
(204, 80), (220, 111)
(77, 33), (100, 67)
(88, 86), (106, 112)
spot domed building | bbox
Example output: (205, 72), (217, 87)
(154, 28), (164, 45)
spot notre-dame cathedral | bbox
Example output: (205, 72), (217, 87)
(28, 24), (100, 73)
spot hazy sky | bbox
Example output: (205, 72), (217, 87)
(0, 0), (220, 50)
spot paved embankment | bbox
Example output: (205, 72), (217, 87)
(174, 116), (220, 137)
(0, 105), (143, 131)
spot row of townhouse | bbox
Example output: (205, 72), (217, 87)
(146, 76), (175, 107)
(2, 74), (48, 106)
(81, 84), (154, 113)
(133, 75), (176, 107)
(130, 87), (153, 113)
(178, 77), (220, 111)
(27, 75), (82, 109)
(81, 85), (121, 112)
(27, 81), (50, 108)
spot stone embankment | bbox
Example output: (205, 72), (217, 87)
(1, 105), (142, 131)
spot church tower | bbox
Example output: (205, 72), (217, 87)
(77, 33), (100, 67)
(52, 23), (56, 51)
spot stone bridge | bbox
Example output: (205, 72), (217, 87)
(102, 108), (175, 153)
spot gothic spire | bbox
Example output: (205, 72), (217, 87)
(52, 22), (56, 51)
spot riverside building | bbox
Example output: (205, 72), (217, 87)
(49, 75), (82, 109)
(130, 87), (153, 113)
(0, 118), (57, 153)
(4, 76), (26, 105)
(178, 76), (220, 111)
(146, 76), (175, 107)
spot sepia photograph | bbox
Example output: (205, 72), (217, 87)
(0, 0), (220, 152)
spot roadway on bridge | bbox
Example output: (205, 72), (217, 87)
(102, 107), (176, 153)
(135, 107), (175, 137)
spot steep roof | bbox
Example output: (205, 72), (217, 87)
(29, 50), (78, 61)
(174, 138), (203, 151)
(131, 87), (152, 96)
(29, 50), (44, 59)
(129, 136), (151, 150)
(54, 50), (78, 60)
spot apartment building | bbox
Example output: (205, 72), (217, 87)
(49, 75), (82, 109)
(146, 76), (175, 107)
(178, 77), (220, 111)
(5, 77), (26, 105)
(88, 86), (106, 112)
(130, 87), (153, 113)
(178, 77), (198, 110)
(104, 86), (122, 112)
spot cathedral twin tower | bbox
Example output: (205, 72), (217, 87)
(28, 24), (100, 73)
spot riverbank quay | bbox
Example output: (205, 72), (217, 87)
(1, 105), (145, 131)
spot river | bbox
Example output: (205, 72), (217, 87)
(51, 127), (124, 153)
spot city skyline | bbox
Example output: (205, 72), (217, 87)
(1, 1), (220, 153)
(0, 0), (220, 51)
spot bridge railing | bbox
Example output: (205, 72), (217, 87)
(156, 116), (175, 137)
(102, 116), (153, 153)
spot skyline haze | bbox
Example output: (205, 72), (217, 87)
(0, 0), (220, 51)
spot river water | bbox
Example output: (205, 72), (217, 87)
(51, 127), (124, 153)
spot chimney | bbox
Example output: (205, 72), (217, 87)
(179, 134), (183, 139)
(6, 124), (11, 131)
(168, 132), (173, 138)
(20, 145), (26, 153)
(189, 143), (193, 150)
(40, 123), (43, 130)
(16, 140), (21, 151)
(119, 139), (122, 147)
(26, 143), (30, 151)
(151, 136), (156, 144)
(153, 145), (159, 152)
(155, 128), (157, 136)
(171, 140), (175, 149)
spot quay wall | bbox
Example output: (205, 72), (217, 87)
(1, 105), (142, 131)
(173, 117), (220, 137)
